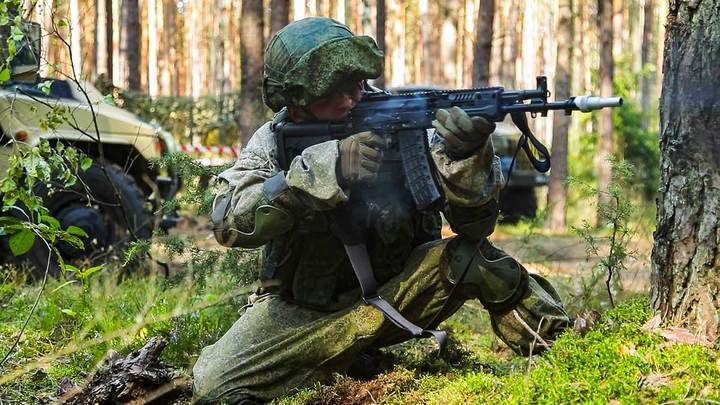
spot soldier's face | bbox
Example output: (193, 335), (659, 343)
(309, 80), (364, 120)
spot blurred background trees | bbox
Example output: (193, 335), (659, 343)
(19, 0), (664, 227)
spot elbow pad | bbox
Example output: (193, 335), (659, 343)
(211, 190), (294, 248)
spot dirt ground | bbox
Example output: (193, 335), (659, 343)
(170, 215), (653, 296)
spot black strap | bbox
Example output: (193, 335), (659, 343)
(343, 243), (448, 353)
(510, 111), (552, 173)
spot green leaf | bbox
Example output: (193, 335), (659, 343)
(62, 234), (84, 250)
(0, 178), (16, 193)
(80, 265), (103, 279)
(62, 263), (80, 273)
(38, 80), (53, 95)
(80, 157), (93, 171)
(103, 94), (116, 105)
(41, 214), (61, 231)
(0, 67), (10, 83)
(60, 308), (77, 316)
(66, 225), (88, 238)
(9, 229), (35, 256)
(51, 280), (78, 293)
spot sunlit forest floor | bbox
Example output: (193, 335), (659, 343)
(1, 216), (718, 404)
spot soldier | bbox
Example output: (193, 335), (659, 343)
(193, 17), (571, 404)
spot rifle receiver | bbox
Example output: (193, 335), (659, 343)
(573, 95), (623, 112)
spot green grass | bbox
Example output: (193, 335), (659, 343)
(2, 263), (718, 404)
(0, 264), (250, 401)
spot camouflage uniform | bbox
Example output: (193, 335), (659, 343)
(192, 17), (570, 404)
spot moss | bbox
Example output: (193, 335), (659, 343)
(279, 298), (720, 405)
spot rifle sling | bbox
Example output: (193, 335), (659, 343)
(343, 243), (447, 353)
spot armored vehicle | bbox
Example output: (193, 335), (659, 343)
(0, 21), (180, 271)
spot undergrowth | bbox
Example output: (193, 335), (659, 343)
(0, 265), (252, 402)
(279, 298), (720, 405)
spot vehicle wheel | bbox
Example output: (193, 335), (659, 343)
(25, 161), (152, 278)
(499, 186), (538, 223)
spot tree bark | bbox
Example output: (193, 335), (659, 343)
(122, 0), (141, 90)
(640, 0), (654, 130)
(547, 0), (573, 232)
(95, 0), (113, 82)
(651, 0), (720, 342)
(240, 0), (265, 145)
(270, 0), (290, 37)
(148, 0), (158, 96)
(57, 337), (191, 404)
(375, 0), (386, 88)
(472, 0), (494, 87)
(596, 0), (614, 225)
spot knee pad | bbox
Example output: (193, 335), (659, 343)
(446, 238), (529, 313)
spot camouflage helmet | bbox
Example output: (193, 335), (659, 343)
(262, 17), (384, 112)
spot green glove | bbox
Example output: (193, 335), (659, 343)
(433, 106), (495, 159)
(338, 131), (386, 186)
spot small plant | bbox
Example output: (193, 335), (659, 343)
(0, 140), (92, 258)
(570, 156), (637, 308)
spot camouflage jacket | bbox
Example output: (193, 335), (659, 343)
(212, 110), (504, 310)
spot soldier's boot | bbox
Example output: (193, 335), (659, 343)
(446, 238), (572, 355)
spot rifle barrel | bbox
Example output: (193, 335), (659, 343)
(573, 95), (623, 112)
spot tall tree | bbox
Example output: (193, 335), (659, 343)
(69, 0), (80, 78)
(270, 0), (290, 37)
(240, 0), (265, 145)
(596, 0), (614, 224)
(148, 0), (158, 96)
(651, 0), (720, 342)
(472, 0), (494, 87)
(95, 0), (112, 82)
(640, 0), (654, 129)
(122, 0), (141, 90)
(547, 0), (573, 232)
(375, 0), (386, 88)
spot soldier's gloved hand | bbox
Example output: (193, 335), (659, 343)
(338, 131), (386, 186)
(433, 106), (495, 159)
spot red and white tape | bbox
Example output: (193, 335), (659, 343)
(179, 144), (239, 157)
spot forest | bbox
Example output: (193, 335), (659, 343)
(0, 0), (718, 403)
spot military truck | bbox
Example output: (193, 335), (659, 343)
(390, 84), (548, 222)
(0, 21), (180, 271)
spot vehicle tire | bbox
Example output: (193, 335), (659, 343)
(499, 186), (538, 223)
(25, 161), (152, 278)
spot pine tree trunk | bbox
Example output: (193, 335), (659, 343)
(547, 0), (573, 232)
(472, 0), (494, 87)
(375, 0), (386, 88)
(95, 0), (113, 82)
(640, 0), (654, 130)
(650, 0), (720, 343)
(270, 0), (290, 37)
(122, 0), (141, 90)
(148, 0), (158, 96)
(240, 0), (265, 145)
(596, 0), (614, 224)
(69, 0), (81, 78)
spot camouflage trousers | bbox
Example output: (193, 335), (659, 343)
(192, 237), (570, 404)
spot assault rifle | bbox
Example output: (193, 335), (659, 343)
(273, 76), (622, 211)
